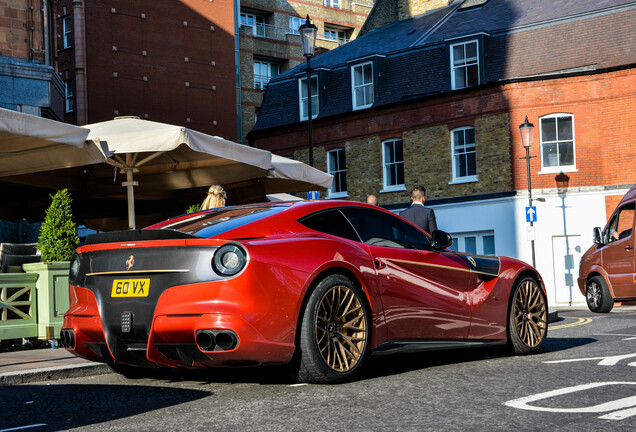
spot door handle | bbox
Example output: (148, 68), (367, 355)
(374, 259), (386, 270)
(626, 245), (634, 250)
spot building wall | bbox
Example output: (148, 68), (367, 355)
(0, 0), (63, 118)
(56, 0), (237, 139)
(239, 0), (375, 142)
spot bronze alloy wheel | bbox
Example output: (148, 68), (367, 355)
(314, 284), (368, 372)
(513, 279), (547, 348)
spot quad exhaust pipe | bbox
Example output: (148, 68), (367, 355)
(195, 329), (238, 352)
(60, 329), (75, 349)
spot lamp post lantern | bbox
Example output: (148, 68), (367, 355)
(520, 116), (536, 267)
(299, 15), (317, 167)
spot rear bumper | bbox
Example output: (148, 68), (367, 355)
(62, 285), (296, 368)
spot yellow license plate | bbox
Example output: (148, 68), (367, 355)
(111, 279), (150, 297)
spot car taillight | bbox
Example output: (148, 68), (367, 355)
(212, 244), (247, 276)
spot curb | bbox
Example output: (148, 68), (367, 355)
(0, 363), (111, 386)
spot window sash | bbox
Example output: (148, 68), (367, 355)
(540, 115), (575, 169)
(383, 139), (404, 188)
(327, 149), (347, 195)
(241, 13), (265, 37)
(451, 41), (479, 90)
(289, 16), (303, 33)
(63, 16), (71, 49)
(452, 128), (477, 179)
(254, 61), (279, 90)
(65, 81), (73, 113)
(352, 62), (373, 109)
(299, 76), (319, 121)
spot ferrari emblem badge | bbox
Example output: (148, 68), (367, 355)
(126, 255), (135, 271)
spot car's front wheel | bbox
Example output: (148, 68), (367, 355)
(586, 276), (614, 313)
(293, 274), (370, 383)
(508, 276), (548, 354)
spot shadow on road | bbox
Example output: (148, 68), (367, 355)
(0, 383), (211, 431)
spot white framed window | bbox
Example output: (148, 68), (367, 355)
(299, 75), (319, 121)
(327, 148), (347, 198)
(540, 114), (576, 172)
(240, 13), (265, 37)
(448, 231), (495, 255)
(351, 62), (373, 110)
(324, 0), (342, 8)
(324, 28), (347, 44)
(451, 127), (477, 183)
(254, 61), (279, 90)
(62, 16), (72, 49)
(289, 16), (303, 34)
(450, 40), (479, 90)
(382, 139), (404, 191)
(65, 80), (73, 113)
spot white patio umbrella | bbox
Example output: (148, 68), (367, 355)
(85, 116), (273, 229)
(265, 154), (333, 193)
(0, 108), (105, 177)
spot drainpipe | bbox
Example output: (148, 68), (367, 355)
(73, 0), (88, 125)
(234, 0), (243, 143)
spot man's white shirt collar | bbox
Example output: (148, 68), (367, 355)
(411, 202), (425, 206)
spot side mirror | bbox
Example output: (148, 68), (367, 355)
(431, 230), (453, 251)
(593, 227), (603, 245)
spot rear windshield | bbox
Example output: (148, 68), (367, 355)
(160, 205), (289, 238)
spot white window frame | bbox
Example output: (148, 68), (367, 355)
(64, 80), (73, 113)
(351, 61), (374, 111)
(324, 0), (342, 8)
(240, 13), (265, 37)
(324, 27), (347, 44)
(289, 16), (303, 34)
(381, 138), (405, 192)
(62, 15), (72, 49)
(450, 126), (478, 183)
(448, 230), (495, 255)
(298, 75), (319, 121)
(539, 113), (577, 173)
(327, 148), (347, 198)
(450, 40), (479, 90)
(253, 61), (279, 90)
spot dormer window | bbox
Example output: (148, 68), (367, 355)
(351, 61), (373, 110)
(299, 75), (319, 121)
(450, 40), (479, 90)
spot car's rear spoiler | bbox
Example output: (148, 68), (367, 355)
(84, 229), (198, 245)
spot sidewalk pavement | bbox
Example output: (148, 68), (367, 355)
(0, 306), (595, 386)
(0, 345), (110, 386)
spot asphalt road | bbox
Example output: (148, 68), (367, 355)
(1, 308), (635, 432)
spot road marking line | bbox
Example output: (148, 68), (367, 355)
(0, 425), (47, 432)
(549, 317), (592, 330)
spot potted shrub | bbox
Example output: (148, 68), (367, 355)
(23, 189), (79, 340)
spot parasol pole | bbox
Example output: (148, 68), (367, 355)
(122, 153), (139, 229)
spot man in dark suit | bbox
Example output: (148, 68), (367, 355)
(400, 186), (438, 234)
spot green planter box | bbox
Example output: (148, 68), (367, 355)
(23, 261), (70, 340)
(0, 272), (39, 341)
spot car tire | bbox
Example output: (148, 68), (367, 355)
(293, 274), (371, 383)
(508, 276), (548, 355)
(586, 276), (614, 313)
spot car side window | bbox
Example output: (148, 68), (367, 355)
(299, 210), (361, 242)
(606, 203), (635, 242)
(341, 208), (432, 251)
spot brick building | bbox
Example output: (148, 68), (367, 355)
(56, 0), (237, 139)
(0, 0), (63, 118)
(248, 0), (636, 306)
(238, 0), (374, 142)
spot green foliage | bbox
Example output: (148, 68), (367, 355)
(37, 189), (79, 262)
(187, 203), (201, 214)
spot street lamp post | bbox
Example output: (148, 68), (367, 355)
(299, 15), (317, 167)
(520, 116), (536, 267)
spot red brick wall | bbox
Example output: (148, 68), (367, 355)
(509, 68), (636, 192)
(0, 0), (36, 59)
(82, 0), (237, 139)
